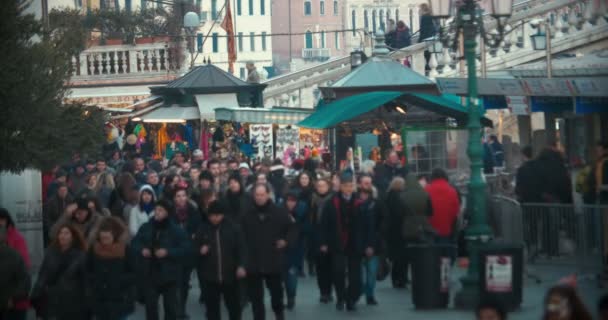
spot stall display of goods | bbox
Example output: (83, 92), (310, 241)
(300, 128), (325, 149)
(276, 125), (300, 166)
(250, 124), (273, 162)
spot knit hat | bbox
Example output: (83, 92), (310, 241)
(126, 134), (137, 145)
(228, 172), (241, 184)
(339, 169), (354, 184)
(238, 162), (250, 170)
(207, 200), (225, 215)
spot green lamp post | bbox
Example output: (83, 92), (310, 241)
(427, 0), (513, 309)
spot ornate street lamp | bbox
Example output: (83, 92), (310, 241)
(529, 19), (552, 78)
(183, 11), (200, 69)
(350, 50), (368, 70)
(428, 0), (513, 309)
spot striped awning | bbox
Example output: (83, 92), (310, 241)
(214, 107), (312, 125)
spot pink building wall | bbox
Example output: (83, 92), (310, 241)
(272, 0), (346, 64)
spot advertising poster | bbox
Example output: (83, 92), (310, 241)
(486, 255), (513, 292)
(276, 125), (299, 166)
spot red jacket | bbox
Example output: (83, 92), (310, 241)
(7, 226), (31, 310)
(426, 179), (460, 237)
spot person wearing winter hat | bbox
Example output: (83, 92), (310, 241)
(239, 163), (254, 187)
(194, 200), (247, 320)
(221, 172), (251, 223)
(131, 199), (191, 320)
(192, 149), (204, 162)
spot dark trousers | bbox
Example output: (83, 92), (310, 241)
(178, 266), (193, 316)
(316, 253), (333, 297)
(145, 283), (178, 320)
(246, 273), (284, 320)
(332, 254), (362, 304)
(204, 281), (241, 320)
(0, 310), (27, 320)
(390, 248), (408, 286)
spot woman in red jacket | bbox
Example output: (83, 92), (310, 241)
(425, 169), (460, 249)
(0, 208), (31, 320)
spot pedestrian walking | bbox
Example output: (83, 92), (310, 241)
(283, 191), (307, 310)
(358, 182), (383, 306)
(50, 198), (102, 244)
(385, 177), (408, 288)
(426, 169), (460, 255)
(241, 183), (296, 320)
(418, 3), (437, 75)
(194, 200), (247, 320)
(542, 285), (592, 320)
(320, 170), (374, 311)
(85, 217), (135, 320)
(31, 224), (88, 320)
(42, 182), (73, 246)
(129, 184), (157, 236)
(221, 173), (251, 223)
(293, 171), (315, 277)
(310, 175), (334, 303)
(0, 227), (30, 320)
(401, 174), (434, 273)
(476, 299), (507, 320)
(131, 199), (191, 320)
(172, 187), (203, 319)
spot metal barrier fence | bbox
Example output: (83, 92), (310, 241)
(490, 197), (607, 277)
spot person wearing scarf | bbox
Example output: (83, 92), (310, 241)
(310, 176), (335, 303)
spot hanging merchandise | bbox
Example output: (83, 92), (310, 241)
(200, 128), (210, 160)
(165, 133), (187, 160)
(181, 124), (195, 150)
(276, 125), (300, 167)
(300, 128), (325, 149)
(249, 124), (273, 162)
(156, 124), (170, 158)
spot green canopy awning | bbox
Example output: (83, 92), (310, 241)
(298, 91), (404, 129)
(298, 91), (492, 130)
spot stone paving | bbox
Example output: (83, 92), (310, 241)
(130, 264), (604, 320)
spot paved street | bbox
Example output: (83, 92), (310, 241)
(130, 265), (603, 320)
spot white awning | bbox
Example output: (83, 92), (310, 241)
(194, 93), (240, 120)
(140, 105), (200, 123)
(110, 102), (163, 120)
(215, 107), (312, 125)
(67, 85), (153, 98)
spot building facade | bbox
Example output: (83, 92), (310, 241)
(271, 0), (347, 74)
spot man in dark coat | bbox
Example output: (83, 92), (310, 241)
(43, 183), (73, 246)
(0, 228), (30, 319)
(194, 200), (247, 320)
(515, 146), (542, 203)
(132, 199), (191, 320)
(320, 171), (374, 311)
(171, 187), (203, 319)
(241, 183), (296, 320)
(375, 150), (407, 196)
(387, 20), (411, 49)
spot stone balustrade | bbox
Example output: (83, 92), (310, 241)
(71, 42), (181, 81)
(263, 0), (602, 108)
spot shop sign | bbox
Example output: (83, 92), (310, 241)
(485, 255), (513, 293)
(575, 97), (608, 114)
(506, 96), (529, 115)
(530, 96), (573, 113)
(437, 78), (467, 95)
(569, 79), (608, 96)
(440, 257), (451, 293)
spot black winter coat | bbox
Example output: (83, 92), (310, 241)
(131, 219), (191, 286)
(418, 15), (437, 42)
(320, 194), (374, 256)
(0, 246), (29, 315)
(170, 203), (203, 266)
(194, 220), (247, 283)
(85, 244), (135, 319)
(31, 247), (88, 319)
(241, 201), (296, 274)
(221, 190), (252, 223)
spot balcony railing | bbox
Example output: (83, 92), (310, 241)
(71, 42), (181, 81)
(302, 48), (332, 60)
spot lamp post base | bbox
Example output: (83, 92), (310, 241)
(454, 273), (482, 310)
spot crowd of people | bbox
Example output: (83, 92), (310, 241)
(0, 141), (605, 320)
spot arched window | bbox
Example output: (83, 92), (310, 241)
(372, 10), (377, 34)
(321, 30), (326, 48)
(395, 9), (399, 22)
(305, 31), (313, 48)
(386, 9), (391, 24)
(363, 10), (369, 31)
(379, 9), (384, 31)
(211, 0), (218, 20)
(351, 10), (356, 36)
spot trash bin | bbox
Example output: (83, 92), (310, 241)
(409, 243), (456, 309)
(478, 242), (524, 311)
